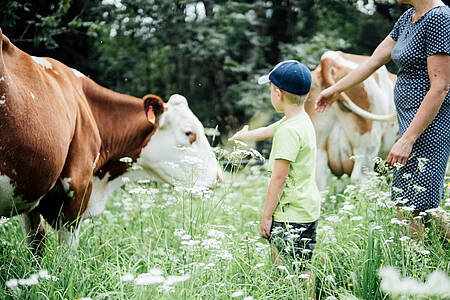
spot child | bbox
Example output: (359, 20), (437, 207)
(229, 60), (321, 274)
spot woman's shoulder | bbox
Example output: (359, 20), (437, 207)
(395, 7), (414, 26)
(424, 6), (450, 27)
(426, 5), (450, 19)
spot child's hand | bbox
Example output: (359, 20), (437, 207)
(260, 216), (272, 239)
(228, 125), (248, 141)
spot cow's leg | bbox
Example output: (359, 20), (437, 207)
(316, 147), (329, 191)
(350, 132), (381, 184)
(57, 217), (82, 250)
(19, 210), (46, 255)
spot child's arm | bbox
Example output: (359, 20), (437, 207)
(260, 159), (290, 239)
(228, 125), (274, 142)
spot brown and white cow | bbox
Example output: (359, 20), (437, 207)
(0, 28), (221, 251)
(304, 51), (399, 190)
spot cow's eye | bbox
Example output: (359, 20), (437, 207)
(185, 131), (192, 136)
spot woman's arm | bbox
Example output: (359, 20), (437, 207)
(386, 53), (450, 166)
(315, 36), (397, 112)
(228, 125), (274, 142)
(260, 159), (290, 238)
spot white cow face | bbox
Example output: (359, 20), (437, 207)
(138, 94), (222, 188)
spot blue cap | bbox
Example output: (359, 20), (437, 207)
(258, 60), (312, 95)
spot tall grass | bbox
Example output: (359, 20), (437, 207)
(0, 159), (449, 299)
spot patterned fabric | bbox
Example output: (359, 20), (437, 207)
(389, 6), (450, 210)
(269, 220), (318, 270)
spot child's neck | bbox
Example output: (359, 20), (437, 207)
(283, 103), (306, 119)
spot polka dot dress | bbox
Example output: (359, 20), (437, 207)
(389, 6), (450, 211)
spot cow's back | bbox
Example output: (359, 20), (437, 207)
(0, 30), (94, 213)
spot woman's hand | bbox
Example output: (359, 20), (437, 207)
(228, 125), (248, 141)
(315, 86), (339, 112)
(386, 136), (414, 166)
(260, 216), (272, 239)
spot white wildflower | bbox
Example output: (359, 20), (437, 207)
(217, 251), (232, 260)
(299, 273), (310, 279)
(231, 291), (244, 297)
(254, 263), (264, 269)
(402, 173), (411, 179)
(207, 229), (226, 239)
(373, 225), (383, 230)
(350, 216), (363, 221)
(399, 236), (411, 242)
(119, 157), (133, 163)
(243, 297), (255, 300)
(277, 265), (288, 272)
(392, 186), (404, 194)
(413, 185), (426, 193)
(5, 279), (18, 289)
(400, 206), (416, 212)
(421, 250), (430, 255)
(379, 266), (450, 297)
(164, 274), (190, 285)
(181, 234), (192, 240)
(135, 273), (165, 285)
(181, 240), (200, 246)
(121, 273), (135, 282)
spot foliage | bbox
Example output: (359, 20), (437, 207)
(0, 146), (449, 299)
(0, 0), (429, 138)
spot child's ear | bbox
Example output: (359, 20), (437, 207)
(276, 87), (283, 100)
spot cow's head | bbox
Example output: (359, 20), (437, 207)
(137, 94), (222, 188)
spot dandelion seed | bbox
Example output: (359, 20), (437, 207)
(231, 291), (244, 297)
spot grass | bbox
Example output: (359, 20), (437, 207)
(0, 159), (449, 299)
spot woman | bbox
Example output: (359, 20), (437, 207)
(316, 0), (449, 239)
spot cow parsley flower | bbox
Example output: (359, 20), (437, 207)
(231, 291), (244, 297)
(119, 157), (133, 163)
(5, 279), (18, 290)
(399, 236), (411, 242)
(120, 273), (135, 282)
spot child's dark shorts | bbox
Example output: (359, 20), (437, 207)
(269, 219), (318, 265)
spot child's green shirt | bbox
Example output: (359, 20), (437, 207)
(268, 114), (321, 223)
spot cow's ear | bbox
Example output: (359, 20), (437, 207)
(143, 94), (165, 125)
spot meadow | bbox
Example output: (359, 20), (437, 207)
(1, 145), (449, 300)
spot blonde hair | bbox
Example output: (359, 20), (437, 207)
(282, 89), (308, 105)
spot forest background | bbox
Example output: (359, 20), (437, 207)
(1, 0), (449, 144)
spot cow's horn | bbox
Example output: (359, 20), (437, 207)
(340, 91), (397, 122)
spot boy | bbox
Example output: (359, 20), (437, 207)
(229, 60), (321, 273)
